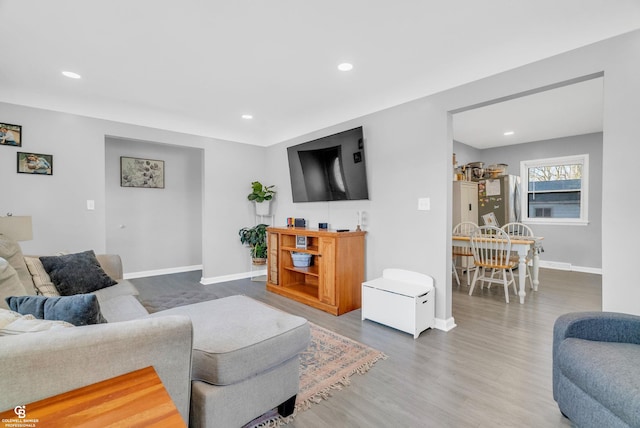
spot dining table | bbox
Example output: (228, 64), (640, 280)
(452, 234), (544, 304)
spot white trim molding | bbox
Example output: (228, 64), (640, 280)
(124, 264), (203, 280)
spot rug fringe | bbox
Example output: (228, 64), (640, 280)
(295, 352), (388, 411)
(255, 352), (389, 427)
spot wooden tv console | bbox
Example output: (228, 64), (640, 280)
(266, 227), (366, 315)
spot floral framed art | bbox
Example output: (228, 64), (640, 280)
(17, 152), (53, 175)
(1, 122), (22, 147)
(120, 156), (165, 188)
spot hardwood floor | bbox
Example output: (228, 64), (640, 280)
(132, 268), (600, 427)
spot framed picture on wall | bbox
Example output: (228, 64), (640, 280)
(120, 156), (165, 188)
(17, 152), (53, 175)
(1, 122), (22, 147)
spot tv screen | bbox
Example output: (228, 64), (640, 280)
(287, 127), (369, 202)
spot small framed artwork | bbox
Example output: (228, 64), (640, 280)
(120, 156), (165, 188)
(296, 235), (307, 249)
(1, 122), (22, 147)
(17, 152), (53, 175)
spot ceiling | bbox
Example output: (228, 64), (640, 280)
(452, 77), (604, 149)
(1, 1), (639, 147)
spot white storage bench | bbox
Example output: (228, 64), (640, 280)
(362, 269), (435, 339)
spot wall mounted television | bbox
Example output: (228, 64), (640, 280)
(287, 126), (369, 202)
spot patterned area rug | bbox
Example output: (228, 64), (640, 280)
(140, 288), (227, 313)
(245, 322), (387, 427)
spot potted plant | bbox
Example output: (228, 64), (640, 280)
(247, 181), (275, 215)
(239, 223), (269, 265)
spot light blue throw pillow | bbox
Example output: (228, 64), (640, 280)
(5, 294), (106, 326)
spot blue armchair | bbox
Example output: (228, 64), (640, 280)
(553, 312), (640, 428)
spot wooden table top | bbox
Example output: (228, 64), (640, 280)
(452, 235), (544, 245)
(0, 366), (185, 427)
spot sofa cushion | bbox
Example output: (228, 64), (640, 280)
(24, 256), (60, 296)
(98, 294), (149, 322)
(6, 294), (107, 326)
(0, 257), (29, 310)
(149, 295), (310, 386)
(39, 250), (117, 296)
(0, 234), (34, 291)
(557, 338), (640, 426)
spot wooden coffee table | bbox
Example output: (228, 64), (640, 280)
(0, 366), (185, 427)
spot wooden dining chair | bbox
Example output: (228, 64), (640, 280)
(501, 222), (534, 290)
(469, 225), (518, 303)
(452, 221), (478, 286)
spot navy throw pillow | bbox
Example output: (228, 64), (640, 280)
(6, 294), (106, 326)
(39, 250), (117, 296)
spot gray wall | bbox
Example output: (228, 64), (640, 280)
(453, 140), (482, 167)
(0, 103), (266, 280)
(3, 29), (640, 321)
(454, 132), (603, 270)
(268, 30), (640, 320)
(105, 137), (203, 274)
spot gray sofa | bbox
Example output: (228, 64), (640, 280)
(553, 311), (640, 428)
(0, 236), (310, 427)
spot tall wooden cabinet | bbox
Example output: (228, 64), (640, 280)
(453, 181), (478, 226)
(266, 227), (366, 316)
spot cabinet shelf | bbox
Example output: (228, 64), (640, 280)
(284, 265), (319, 277)
(281, 281), (319, 298)
(281, 245), (319, 255)
(267, 227), (366, 316)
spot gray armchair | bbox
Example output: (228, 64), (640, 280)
(553, 311), (640, 428)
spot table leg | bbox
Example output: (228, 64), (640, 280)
(518, 251), (527, 304)
(532, 249), (540, 291)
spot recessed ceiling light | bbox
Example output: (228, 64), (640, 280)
(241, 114), (253, 120)
(337, 63), (353, 72)
(62, 71), (81, 79)
(503, 131), (515, 136)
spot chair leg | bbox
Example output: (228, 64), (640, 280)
(452, 258), (460, 286)
(486, 268), (498, 289)
(502, 269), (509, 303)
(510, 269), (518, 295)
(277, 395), (297, 417)
(527, 265), (533, 289)
(469, 266), (480, 296)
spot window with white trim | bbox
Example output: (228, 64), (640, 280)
(520, 154), (589, 225)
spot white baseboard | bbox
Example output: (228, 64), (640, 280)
(538, 260), (602, 275)
(200, 269), (267, 285)
(123, 264), (203, 280)
(435, 317), (457, 331)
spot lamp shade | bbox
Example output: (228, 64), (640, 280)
(0, 216), (33, 241)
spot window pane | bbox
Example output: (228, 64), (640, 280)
(528, 164), (582, 183)
(528, 191), (581, 218)
(528, 178), (581, 192)
(522, 154), (588, 223)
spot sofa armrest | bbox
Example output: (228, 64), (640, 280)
(554, 311), (640, 346)
(96, 254), (123, 280)
(552, 311), (640, 399)
(0, 315), (193, 423)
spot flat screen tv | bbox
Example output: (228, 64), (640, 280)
(287, 127), (369, 202)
